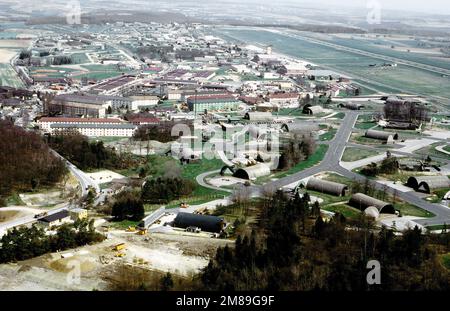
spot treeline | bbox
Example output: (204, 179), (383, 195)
(19, 50), (31, 60)
(361, 155), (398, 177)
(0, 220), (105, 263)
(111, 190), (145, 221)
(200, 192), (450, 290)
(133, 121), (194, 143)
(48, 132), (136, 171)
(278, 135), (316, 170)
(141, 177), (196, 204)
(0, 121), (67, 204)
(52, 56), (73, 65)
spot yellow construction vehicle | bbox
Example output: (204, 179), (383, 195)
(126, 226), (136, 232)
(112, 243), (126, 251)
(115, 252), (125, 258)
(137, 228), (148, 235)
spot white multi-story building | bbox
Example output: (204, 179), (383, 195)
(38, 117), (136, 137)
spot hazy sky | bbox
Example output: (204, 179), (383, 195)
(279, 0), (450, 15)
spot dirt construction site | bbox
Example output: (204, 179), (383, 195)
(0, 227), (233, 290)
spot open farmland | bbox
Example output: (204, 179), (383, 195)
(0, 64), (24, 88)
(214, 27), (450, 103)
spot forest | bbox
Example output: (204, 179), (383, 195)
(108, 191), (450, 290)
(200, 192), (450, 290)
(0, 121), (67, 205)
(48, 131), (137, 171)
(0, 219), (105, 263)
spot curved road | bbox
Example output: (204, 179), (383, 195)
(198, 111), (450, 226)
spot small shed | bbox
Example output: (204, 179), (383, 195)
(173, 212), (225, 233)
(349, 193), (396, 214)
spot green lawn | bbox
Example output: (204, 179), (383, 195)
(441, 253), (450, 270)
(255, 145), (329, 184)
(322, 204), (361, 220)
(109, 219), (141, 229)
(70, 52), (90, 64)
(342, 147), (379, 162)
(181, 158), (230, 198)
(355, 122), (377, 130)
(426, 188), (450, 203)
(4, 192), (25, 206)
(276, 144), (329, 178)
(319, 128), (337, 141)
(334, 112), (345, 119)
(0, 64), (24, 88)
(426, 225), (449, 232)
(395, 201), (434, 218)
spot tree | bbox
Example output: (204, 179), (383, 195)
(161, 272), (174, 291)
(111, 192), (144, 221)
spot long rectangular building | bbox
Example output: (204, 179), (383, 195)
(38, 117), (136, 137)
(48, 94), (131, 117)
(187, 94), (241, 113)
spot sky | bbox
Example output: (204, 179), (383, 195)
(277, 0), (450, 15)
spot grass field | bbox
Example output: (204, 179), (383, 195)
(70, 52), (90, 64)
(322, 204), (361, 220)
(0, 64), (24, 88)
(215, 28), (450, 101)
(255, 144), (329, 184)
(441, 253), (450, 270)
(319, 128), (337, 141)
(342, 147), (380, 162)
(276, 144), (329, 178)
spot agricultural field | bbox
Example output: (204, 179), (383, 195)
(215, 28), (450, 101)
(0, 64), (24, 88)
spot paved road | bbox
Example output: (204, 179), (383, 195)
(0, 154), (101, 236)
(198, 110), (450, 225)
(256, 111), (450, 226)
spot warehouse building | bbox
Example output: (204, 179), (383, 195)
(349, 193), (396, 214)
(365, 129), (399, 144)
(233, 163), (271, 180)
(406, 175), (450, 193)
(48, 94), (129, 118)
(173, 212), (225, 233)
(38, 210), (71, 228)
(301, 177), (348, 197)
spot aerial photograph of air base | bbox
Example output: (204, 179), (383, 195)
(0, 0), (449, 294)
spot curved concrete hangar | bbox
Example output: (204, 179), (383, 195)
(365, 129), (399, 143)
(406, 175), (450, 193)
(349, 193), (396, 214)
(301, 177), (348, 197)
(173, 212), (225, 233)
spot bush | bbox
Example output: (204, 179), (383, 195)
(111, 191), (145, 221)
(141, 177), (196, 204)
